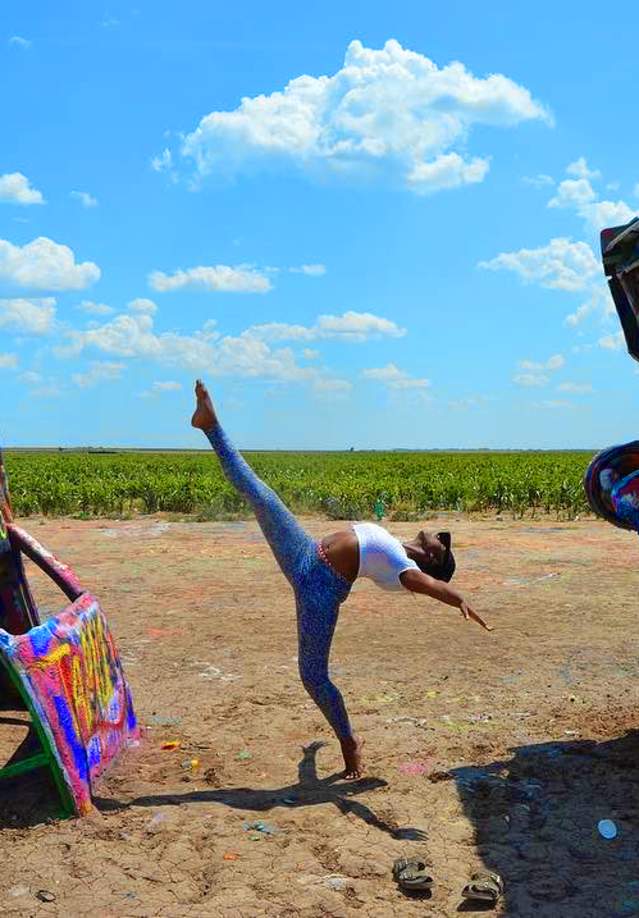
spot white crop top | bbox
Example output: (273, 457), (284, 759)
(353, 522), (419, 591)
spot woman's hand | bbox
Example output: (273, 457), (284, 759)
(459, 599), (493, 631)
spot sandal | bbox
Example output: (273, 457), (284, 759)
(392, 856), (434, 893)
(462, 871), (504, 904)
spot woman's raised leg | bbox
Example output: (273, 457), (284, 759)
(192, 380), (312, 584)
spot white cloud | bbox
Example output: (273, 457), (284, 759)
(448, 395), (491, 409)
(557, 381), (593, 394)
(585, 199), (636, 230)
(59, 309), (355, 393)
(0, 353), (18, 369)
(599, 331), (624, 350)
(128, 297), (157, 314)
(564, 286), (612, 327)
(551, 179), (635, 230)
(548, 178), (596, 209)
(479, 237), (599, 292)
(518, 353), (564, 371)
(0, 173), (44, 206)
(0, 237), (100, 290)
(536, 399), (570, 409)
(60, 312), (294, 379)
(566, 157), (600, 180)
(20, 371), (62, 397)
(548, 163), (635, 231)
(312, 311), (404, 341)
(247, 310), (405, 343)
(151, 148), (173, 173)
(513, 372), (549, 387)
(522, 173), (554, 189)
(289, 264), (326, 276)
(0, 297), (56, 334)
(62, 314), (176, 360)
(20, 371), (42, 384)
(77, 300), (114, 316)
(71, 190), (98, 208)
(8, 36), (31, 49)
(500, 162), (630, 334)
(362, 362), (430, 389)
(33, 383), (62, 398)
(214, 336), (317, 381)
(149, 264), (272, 294)
(152, 380), (182, 392)
(139, 379), (184, 398)
(564, 302), (593, 327)
(406, 153), (489, 192)
(72, 361), (125, 388)
(75, 297), (153, 319)
(303, 348), (320, 359)
(177, 39), (550, 195)
(312, 377), (352, 394)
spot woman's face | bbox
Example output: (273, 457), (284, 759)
(417, 530), (446, 568)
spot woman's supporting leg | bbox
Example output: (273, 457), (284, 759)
(294, 548), (363, 776)
(297, 593), (353, 741)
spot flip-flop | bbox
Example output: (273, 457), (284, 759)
(392, 856), (434, 893)
(461, 871), (504, 904)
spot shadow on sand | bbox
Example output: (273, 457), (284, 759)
(451, 730), (639, 916)
(0, 714), (62, 827)
(96, 740), (427, 841)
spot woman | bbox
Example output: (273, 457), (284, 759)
(192, 380), (491, 777)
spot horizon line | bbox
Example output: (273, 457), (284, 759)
(2, 445), (600, 453)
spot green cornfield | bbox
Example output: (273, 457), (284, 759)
(2, 449), (595, 520)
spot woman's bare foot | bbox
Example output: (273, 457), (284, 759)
(191, 379), (218, 431)
(340, 734), (364, 779)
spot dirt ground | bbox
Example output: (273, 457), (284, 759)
(1, 513), (639, 917)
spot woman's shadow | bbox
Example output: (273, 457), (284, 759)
(451, 730), (639, 915)
(96, 741), (427, 841)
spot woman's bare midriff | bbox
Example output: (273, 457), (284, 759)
(320, 529), (360, 583)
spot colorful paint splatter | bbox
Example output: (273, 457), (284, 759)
(0, 594), (138, 814)
(584, 441), (639, 531)
(0, 447), (138, 816)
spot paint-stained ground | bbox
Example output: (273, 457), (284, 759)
(1, 514), (639, 917)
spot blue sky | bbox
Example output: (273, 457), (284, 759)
(1, 1), (639, 449)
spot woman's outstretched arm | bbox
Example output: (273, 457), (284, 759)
(399, 568), (492, 631)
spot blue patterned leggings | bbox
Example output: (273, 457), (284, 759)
(205, 425), (354, 740)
